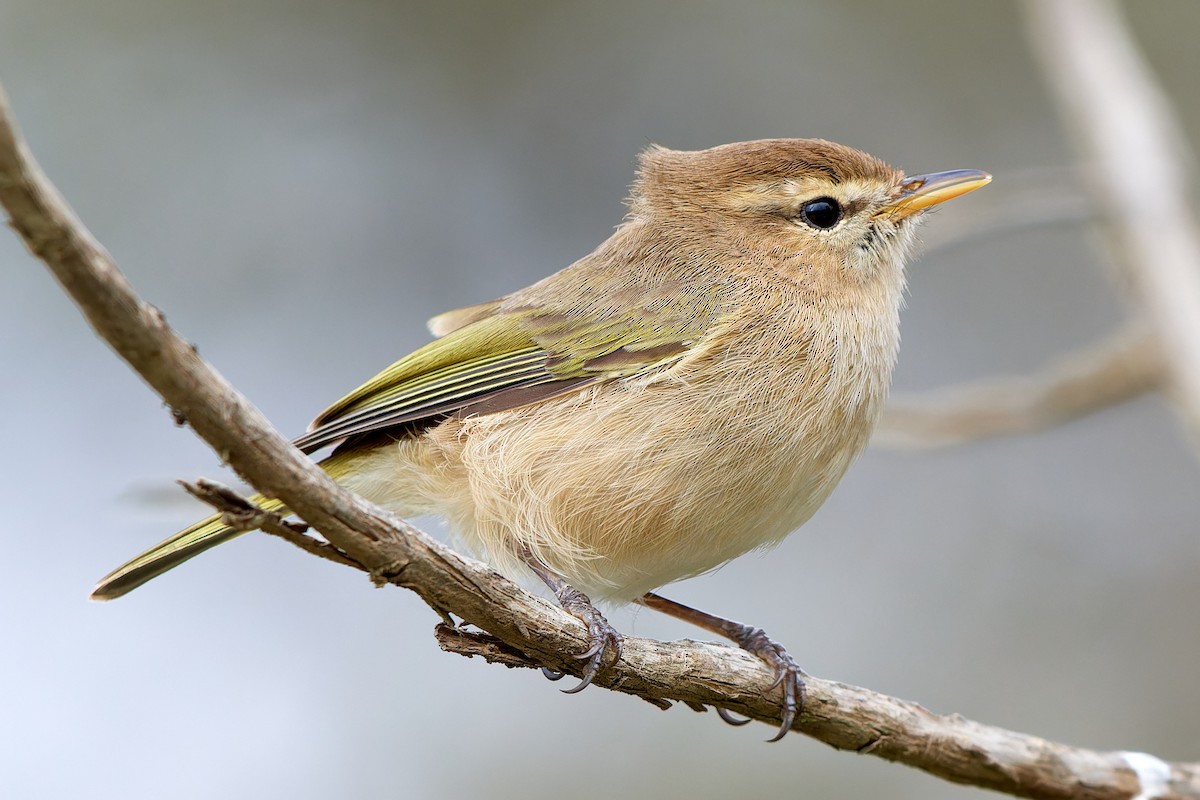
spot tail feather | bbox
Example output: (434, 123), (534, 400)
(90, 495), (289, 601)
(92, 450), (378, 601)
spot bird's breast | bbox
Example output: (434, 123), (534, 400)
(440, 289), (901, 601)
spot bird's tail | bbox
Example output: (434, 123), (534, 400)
(91, 453), (359, 601)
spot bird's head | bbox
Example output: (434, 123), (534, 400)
(630, 138), (990, 287)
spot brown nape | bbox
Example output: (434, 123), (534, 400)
(633, 138), (902, 200)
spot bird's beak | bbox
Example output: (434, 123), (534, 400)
(876, 169), (992, 220)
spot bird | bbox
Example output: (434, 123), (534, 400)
(91, 138), (989, 740)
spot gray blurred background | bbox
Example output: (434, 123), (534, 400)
(2, 1), (1198, 798)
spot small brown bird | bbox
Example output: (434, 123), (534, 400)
(93, 139), (989, 739)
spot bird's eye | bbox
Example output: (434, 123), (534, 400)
(799, 197), (842, 230)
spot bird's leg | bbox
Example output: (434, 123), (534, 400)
(524, 556), (623, 694)
(638, 592), (806, 741)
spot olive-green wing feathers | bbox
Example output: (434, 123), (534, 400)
(93, 272), (721, 600)
(293, 313), (575, 452)
(293, 287), (720, 454)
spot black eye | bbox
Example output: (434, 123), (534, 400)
(799, 197), (842, 229)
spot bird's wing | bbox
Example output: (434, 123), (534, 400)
(293, 286), (719, 454)
(426, 299), (504, 337)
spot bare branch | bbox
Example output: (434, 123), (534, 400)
(878, 324), (1161, 449)
(3, 81), (1198, 797)
(1024, 0), (1200, 440)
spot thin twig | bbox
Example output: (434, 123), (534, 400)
(2, 80), (1198, 798)
(179, 478), (364, 569)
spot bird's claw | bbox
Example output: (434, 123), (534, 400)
(733, 626), (807, 741)
(543, 585), (623, 694)
(715, 707), (753, 726)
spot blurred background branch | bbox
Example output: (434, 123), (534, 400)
(917, 165), (1094, 258)
(1026, 0), (1200, 433)
(884, 0), (1200, 454)
(1028, 0), (1200, 436)
(879, 323), (1161, 448)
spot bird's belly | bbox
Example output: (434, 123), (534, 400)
(437, 376), (874, 602)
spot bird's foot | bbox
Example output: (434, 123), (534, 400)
(637, 592), (806, 741)
(542, 583), (623, 693)
(726, 623), (807, 741)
